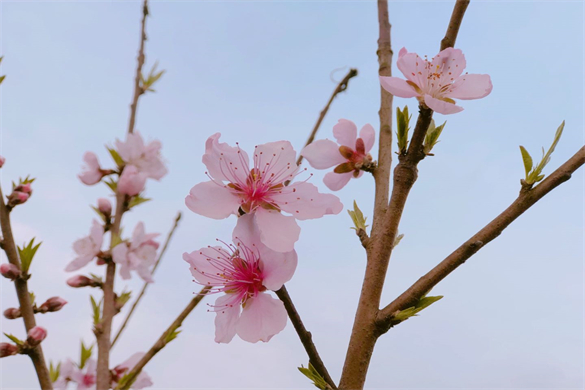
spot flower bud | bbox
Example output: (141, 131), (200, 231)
(67, 275), (93, 288)
(39, 297), (68, 313)
(13, 183), (32, 195)
(0, 343), (18, 358)
(97, 198), (112, 217)
(3, 307), (21, 320)
(0, 156), (5, 168)
(26, 326), (47, 346)
(0, 263), (21, 280)
(118, 165), (147, 196)
(7, 191), (30, 208)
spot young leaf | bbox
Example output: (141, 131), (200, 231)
(80, 341), (93, 369)
(49, 361), (61, 382)
(17, 238), (42, 274)
(519, 146), (533, 177)
(298, 362), (331, 390)
(4, 333), (23, 346)
(523, 121), (565, 185)
(423, 120), (446, 155)
(90, 296), (101, 325)
(393, 233), (404, 248)
(29, 292), (36, 306)
(107, 147), (125, 168)
(128, 196), (151, 209)
(105, 178), (117, 193)
(393, 293), (443, 323)
(165, 328), (182, 344)
(396, 106), (411, 153)
(348, 201), (368, 231)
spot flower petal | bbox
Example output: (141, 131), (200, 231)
(423, 94), (464, 115)
(254, 209), (300, 252)
(259, 245), (297, 291)
(214, 294), (241, 343)
(396, 49), (429, 87)
(236, 292), (287, 343)
(333, 119), (358, 148)
(202, 133), (250, 184)
(379, 76), (419, 98)
(432, 47), (466, 80)
(183, 246), (231, 286)
(232, 213), (261, 248)
(271, 182), (343, 220)
(64, 254), (94, 272)
(301, 139), (346, 169)
(448, 74), (493, 100)
(359, 124), (376, 153)
(252, 141), (299, 185)
(323, 171), (353, 191)
(185, 181), (241, 219)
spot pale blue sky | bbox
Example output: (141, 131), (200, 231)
(1, 1), (583, 389)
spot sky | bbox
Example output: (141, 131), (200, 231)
(0, 0), (583, 389)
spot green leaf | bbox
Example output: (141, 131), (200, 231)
(107, 147), (125, 168)
(396, 106), (411, 153)
(524, 121), (565, 185)
(49, 361), (61, 382)
(141, 61), (166, 93)
(29, 292), (36, 306)
(4, 333), (23, 346)
(116, 290), (132, 309)
(128, 196), (151, 209)
(0, 75), (5, 85)
(393, 233), (404, 248)
(90, 296), (102, 325)
(298, 362), (331, 390)
(90, 205), (107, 222)
(423, 120), (446, 155)
(17, 238), (42, 274)
(105, 178), (117, 193)
(165, 328), (182, 344)
(80, 341), (93, 369)
(519, 146), (533, 177)
(393, 293), (443, 323)
(110, 232), (123, 249)
(347, 200), (368, 231)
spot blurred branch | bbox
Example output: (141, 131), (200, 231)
(128, 0), (149, 134)
(111, 212), (182, 348)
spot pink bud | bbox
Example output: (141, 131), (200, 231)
(3, 308), (21, 320)
(7, 191), (30, 208)
(27, 326), (47, 346)
(18, 183), (32, 194)
(39, 297), (67, 313)
(67, 275), (92, 288)
(0, 156), (5, 168)
(118, 165), (147, 196)
(97, 198), (112, 216)
(0, 263), (21, 280)
(0, 343), (18, 358)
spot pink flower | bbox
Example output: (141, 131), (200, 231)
(118, 165), (147, 196)
(379, 47), (492, 115)
(65, 220), (104, 272)
(111, 353), (153, 389)
(183, 214), (296, 343)
(185, 133), (343, 252)
(7, 191), (30, 207)
(27, 326), (47, 346)
(112, 222), (159, 282)
(0, 155), (5, 168)
(66, 275), (94, 288)
(79, 152), (106, 185)
(0, 263), (21, 280)
(69, 358), (97, 390)
(39, 297), (68, 313)
(0, 343), (18, 358)
(301, 119), (375, 191)
(115, 132), (167, 180)
(97, 198), (112, 216)
(52, 359), (76, 389)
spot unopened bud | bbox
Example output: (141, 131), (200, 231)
(3, 308), (21, 320)
(0, 156), (5, 168)
(26, 326), (47, 346)
(97, 198), (112, 217)
(7, 191), (30, 208)
(0, 263), (21, 280)
(39, 297), (67, 313)
(14, 183), (32, 195)
(67, 275), (93, 288)
(0, 343), (18, 358)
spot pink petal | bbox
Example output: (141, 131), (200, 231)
(236, 292), (287, 343)
(379, 76), (419, 98)
(202, 133), (250, 184)
(116, 132), (145, 163)
(118, 165), (147, 196)
(301, 139), (346, 169)
(323, 171), (353, 191)
(396, 49), (429, 87)
(448, 74), (493, 100)
(359, 124), (376, 153)
(214, 294), (241, 343)
(254, 209), (300, 252)
(253, 141), (299, 184)
(432, 47), (466, 80)
(185, 181), (240, 219)
(183, 246), (231, 286)
(89, 220), (104, 248)
(258, 245), (297, 291)
(64, 254), (94, 272)
(232, 214), (262, 248)
(423, 94), (464, 115)
(271, 182), (343, 220)
(117, 353), (144, 371)
(333, 119), (357, 148)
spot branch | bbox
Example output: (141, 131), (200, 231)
(96, 1), (149, 387)
(296, 68), (358, 166)
(111, 212), (182, 348)
(377, 146), (585, 331)
(440, 0), (470, 51)
(275, 286), (337, 389)
(115, 286), (210, 390)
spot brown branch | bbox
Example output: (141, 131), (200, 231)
(111, 212), (182, 348)
(128, 0), (149, 134)
(275, 285), (337, 389)
(339, 1), (469, 389)
(0, 186), (53, 390)
(377, 146), (585, 331)
(440, 0), (470, 51)
(96, 1), (149, 387)
(296, 68), (358, 166)
(115, 286), (211, 390)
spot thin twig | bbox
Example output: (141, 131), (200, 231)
(0, 186), (53, 390)
(275, 286), (337, 389)
(111, 212), (182, 348)
(377, 146), (585, 331)
(115, 286), (211, 390)
(96, 1), (149, 387)
(296, 68), (358, 166)
(440, 0), (470, 51)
